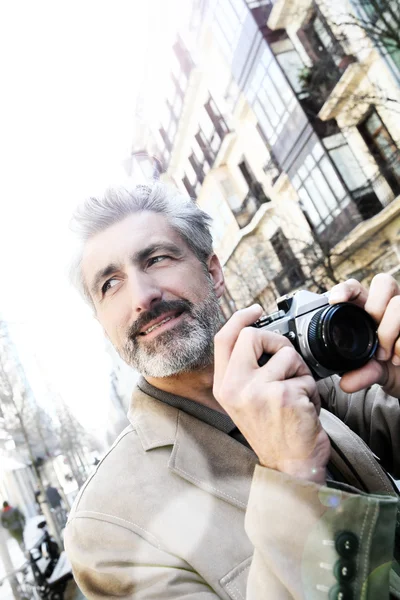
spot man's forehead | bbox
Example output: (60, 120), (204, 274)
(82, 211), (186, 278)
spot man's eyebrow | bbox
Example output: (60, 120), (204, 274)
(90, 263), (120, 296)
(90, 243), (183, 296)
(133, 243), (183, 263)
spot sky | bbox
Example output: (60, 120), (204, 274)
(0, 0), (191, 436)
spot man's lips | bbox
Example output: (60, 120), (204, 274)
(138, 311), (184, 337)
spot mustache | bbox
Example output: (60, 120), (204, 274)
(127, 299), (193, 339)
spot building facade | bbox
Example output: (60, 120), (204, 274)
(134, 0), (400, 312)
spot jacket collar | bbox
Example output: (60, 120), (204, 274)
(128, 386), (258, 510)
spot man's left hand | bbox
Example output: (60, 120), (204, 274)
(329, 273), (400, 398)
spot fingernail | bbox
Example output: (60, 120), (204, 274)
(392, 356), (400, 366)
(376, 347), (388, 361)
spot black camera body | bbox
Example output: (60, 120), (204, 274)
(252, 290), (377, 379)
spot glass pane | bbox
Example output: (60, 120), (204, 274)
(291, 174), (301, 189)
(374, 129), (398, 161)
(365, 112), (381, 135)
(186, 162), (197, 185)
(304, 177), (330, 220)
(314, 17), (332, 52)
(192, 138), (204, 162)
(298, 187), (322, 227)
(172, 95), (183, 118)
(305, 154), (316, 170)
(268, 60), (294, 106)
(319, 156), (347, 200)
(312, 142), (324, 161)
(298, 165), (308, 180)
(199, 111), (214, 139)
(250, 64), (265, 95)
(264, 78), (285, 118)
(254, 101), (274, 139)
(276, 49), (305, 93)
(329, 146), (368, 191)
(310, 166), (339, 212)
(262, 48), (272, 68)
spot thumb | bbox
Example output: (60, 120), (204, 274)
(339, 359), (385, 393)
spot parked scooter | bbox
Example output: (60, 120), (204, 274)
(24, 516), (73, 600)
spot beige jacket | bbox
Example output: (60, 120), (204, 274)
(65, 378), (400, 599)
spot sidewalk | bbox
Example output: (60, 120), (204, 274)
(0, 536), (25, 600)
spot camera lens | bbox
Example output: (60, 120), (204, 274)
(308, 303), (377, 373)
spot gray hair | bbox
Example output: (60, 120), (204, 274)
(69, 180), (214, 305)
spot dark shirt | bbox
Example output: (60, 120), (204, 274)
(138, 377), (251, 448)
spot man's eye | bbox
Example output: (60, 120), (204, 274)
(101, 278), (119, 295)
(148, 255), (168, 266)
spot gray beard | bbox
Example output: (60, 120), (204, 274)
(119, 287), (223, 377)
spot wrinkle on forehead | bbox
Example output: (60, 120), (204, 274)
(81, 211), (190, 294)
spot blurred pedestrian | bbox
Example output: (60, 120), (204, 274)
(1, 501), (26, 550)
(45, 485), (62, 509)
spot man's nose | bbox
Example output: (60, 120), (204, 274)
(128, 269), (162, 313)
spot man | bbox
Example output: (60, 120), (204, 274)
(65, 181), (400, 599)
(45, 484), (63, 509)
(1, 501), (26, 550)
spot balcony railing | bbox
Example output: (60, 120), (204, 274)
(297, 55), (356, 116)
(232, 184), (271, 228)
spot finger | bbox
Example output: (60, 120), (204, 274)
(364, 273), (400, 326)
(277, 373), (321, 414)
(339, 359), (387, 393)
(214, 304), (263, 391)
(393, 338), (400, 367)
(228, 330), (306, 378)
(329, 278), (368, 308)
(375, 294), (400, 361)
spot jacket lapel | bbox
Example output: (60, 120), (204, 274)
(129, 387), (258, 510)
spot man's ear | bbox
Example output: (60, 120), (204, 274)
(207, 254), (225, 299)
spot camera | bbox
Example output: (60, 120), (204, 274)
(252, 290), (377, 379)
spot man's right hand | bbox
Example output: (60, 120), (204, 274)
(213, 305), (331, 485)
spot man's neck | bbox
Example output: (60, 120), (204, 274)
(145, 365), (227, 414)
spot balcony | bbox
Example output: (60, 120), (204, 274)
(297, 55), (357, 118)
(350, 182), (383, 221)
(273, 263), (305, 296)
(318, 60), (368, 121)
(268, 0), (313, 30)
(245, 0), (286, 45)
(232, 183), (271, 229)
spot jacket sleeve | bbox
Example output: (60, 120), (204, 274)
(318, 376), (400, 477)
(64, 517), (223, 599)
(244, 465), (399, 600)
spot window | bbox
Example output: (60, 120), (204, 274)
(247, 47), (296, 145)
(291, 141), (350, 234)
(238, 159), (268, 203)
(205, 97), (229, 139)
(323, 132), (383, 219)
(358, 108), (400, 196)
(270, 229), (305, 292)
(299, 9), (345, 67)
(354, 0), (400, 72)
(173, 36), (193, 79)
(182, 176), (196, 198)
(159, 127), (172, 152)
(189, 153), (205, 184)
(273, 40), (306, 93)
